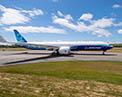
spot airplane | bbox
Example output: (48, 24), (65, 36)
(13, 29), (113, 55)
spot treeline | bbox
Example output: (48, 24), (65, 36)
(0, 45), (19, 48)
(111, 44), (122, 48)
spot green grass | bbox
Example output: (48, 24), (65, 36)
(0, 47), (28, 51)
(1, 73), (122, 97)
(0, 61), (122, 97)
(0, 61), (122, 85)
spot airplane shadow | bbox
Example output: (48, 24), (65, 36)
(4, 53), (73, 65)
(7, 52), (51, 55)
(4, 54), (57, 65)
(4, 52), (117, 65)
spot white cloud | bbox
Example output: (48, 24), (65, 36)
(64, 14), (73, 20)
(21, 9), (43, 17)
(118, 29), (122, 34)
(114, 22), (122, 26)
(113, 4), (121, 8)
(57, 11), (73, 20)
(53, 18), (87, 32)
(0, 5), (44, 25)
(53, 13), (112, 37)
(0, 5), (6, 11)
(0, 8), (30, 25)
(52, 0), (58, 3)
(57, 11), (63, 16)
(91, 18), (114, 28)
(79, 13), (93, 21)
(4, 26), (67, 34)
(92, 29), (111, 37)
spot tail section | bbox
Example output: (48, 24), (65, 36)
(13, 29), (27, 43)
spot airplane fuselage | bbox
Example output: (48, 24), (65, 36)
(19, 41), (113, 51)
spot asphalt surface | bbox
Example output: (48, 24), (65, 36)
(0, 50), (122, 65)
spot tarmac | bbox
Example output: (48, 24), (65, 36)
(0, 50), (122, 65)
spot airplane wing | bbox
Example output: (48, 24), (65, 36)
(14, 42), (59, 50)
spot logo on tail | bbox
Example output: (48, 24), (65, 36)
(13, 29), (27, 43)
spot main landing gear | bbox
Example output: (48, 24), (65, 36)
(22, 51), (28, 54)
(102, 51), (106, 55)
(51, 49), (59, 56)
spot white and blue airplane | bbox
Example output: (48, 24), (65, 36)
(13, 29), (113, 55)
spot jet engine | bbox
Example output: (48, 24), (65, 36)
(58, 46), (71, 55)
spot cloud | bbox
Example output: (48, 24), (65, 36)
(21, 9), (43, 17)
(53, 12), (112, 37)
(64, 14), (73, 20)
(53, 17), (87, 32)
(91, 18), (114, 28)
(0, 5), (44, 25)
(57, 11), (73, 20)
(91, 29), (111, 37)
(113, 4), (121, 8)
(118, 29), (122, 34)
(0, 5), (29, 25)
(113, 22), (122, 26)
(52, 0), (58, 3)
(53, 18), (78, 30)
(4, 26), (67, 34)
(79, 13), (93, 21)
(57, 11), (63, 16)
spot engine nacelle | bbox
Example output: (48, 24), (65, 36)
(58, 46), (71, 55)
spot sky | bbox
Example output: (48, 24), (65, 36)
(0, 0), (122, 43)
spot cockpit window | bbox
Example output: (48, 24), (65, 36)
(109, 44), (113, 47)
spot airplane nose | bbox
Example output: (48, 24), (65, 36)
(108, 45), (114, 50)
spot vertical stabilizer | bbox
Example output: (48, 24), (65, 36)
(13, 29), (27, 43)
